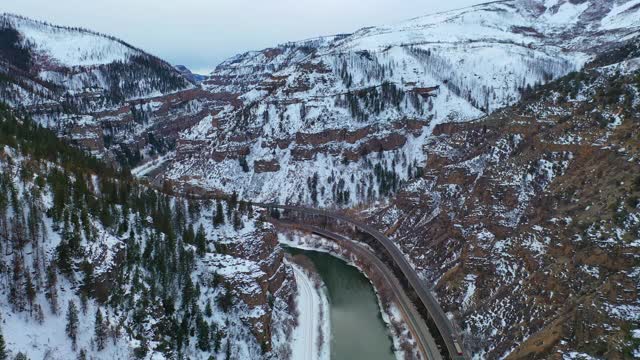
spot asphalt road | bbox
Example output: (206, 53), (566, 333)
(259, 203), (466, 360)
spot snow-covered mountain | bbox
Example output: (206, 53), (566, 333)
(154, 0), (640, 205)
(3, 2), (639, 204)
(0, 13), (196, 164)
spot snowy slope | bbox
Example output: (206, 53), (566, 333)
(289, 262), (330, 360)
(0, 13), (193, 110)
(2, 13), (140, 67)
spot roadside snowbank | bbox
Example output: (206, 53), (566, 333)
(287, 260), (331, 360)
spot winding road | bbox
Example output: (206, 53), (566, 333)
(260, 203), (467, 360)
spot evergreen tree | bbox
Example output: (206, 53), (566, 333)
(225, 337), (232, 360)
(10, 255), (25, 312)
(213, 200), (224, 227)
(228, 190), (238, 211)
(238, 156), (249, 172)
(66, 300), (79, 350)
(56, 241), (73, 276)
(183, 224), (195, 245)
(195, 224), (206, 256)
(80, 292), (88, 315)
(182, 277), (194, 309)
(196, 313), (210, 351)
(24, 271), (36, 311)
(13, 353), (28, 360)
(80, 261), (94, 296)
(94, 308), (107, 351)
(218, 283), (233, 313)
(133, 338), (148, 359)
(45, 264), (59, 314)
(0, 329), (7, 360)
(77, 349), (87, 360)
(177, 313), (189, 350)
(232, 210), (243, 231)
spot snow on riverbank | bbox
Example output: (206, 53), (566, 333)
(288, 260), (330, 360)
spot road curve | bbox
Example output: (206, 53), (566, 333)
(259, 203), (466, 360)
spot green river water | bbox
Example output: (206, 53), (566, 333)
(286, 247), (395, 360)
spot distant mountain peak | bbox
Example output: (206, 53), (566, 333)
(174, 64), (207, 84)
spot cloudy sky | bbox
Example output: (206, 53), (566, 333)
(4, 0), (483, 73)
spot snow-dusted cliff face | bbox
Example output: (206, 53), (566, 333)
(157, 0), (640, 206)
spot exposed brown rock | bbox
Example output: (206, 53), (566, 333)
(254, 159), (281, 173)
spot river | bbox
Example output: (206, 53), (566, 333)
(287, 247), (396, 360)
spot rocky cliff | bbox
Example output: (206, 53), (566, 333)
(365, 42), (640, 358)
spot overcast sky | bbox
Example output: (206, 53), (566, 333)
(4, 0), (483, 73)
